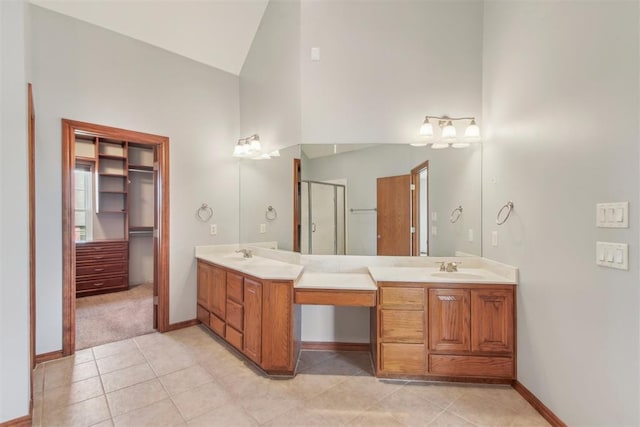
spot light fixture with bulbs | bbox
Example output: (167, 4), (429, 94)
(232, 134), (280, 160)
(415, 115), (481, 149)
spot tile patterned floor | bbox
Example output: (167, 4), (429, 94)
(33, 326), (549, 426)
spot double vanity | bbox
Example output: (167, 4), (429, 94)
(195, 245), (517, 384)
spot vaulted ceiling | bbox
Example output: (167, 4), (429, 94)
(29, 0), (269, 75)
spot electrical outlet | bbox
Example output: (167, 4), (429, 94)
(468, 229), (473, 242)
(210, 224), (217, 235)
(260, 223), (266, 234)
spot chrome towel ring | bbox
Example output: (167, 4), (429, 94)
(496, 201), (514, 225)
(197, 203), (213, 222)
(450, 205), (463, 223)
(265, 205), (278, 221)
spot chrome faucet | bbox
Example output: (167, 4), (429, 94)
(437, 261), (460, 272)
(235, 248), (253, 258)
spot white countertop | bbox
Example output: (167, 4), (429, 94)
(368, 267), (517, 285)
(295, 273), (377, 291)
(196, 252), (303, 281)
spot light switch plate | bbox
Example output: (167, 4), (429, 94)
(596, 241), (628, 270)
(491, 231), (498, 247)
(311, 47), (320, 61)
(209, 224), (217, 235)
(260, 223), (266, 234)
(431, 226), (438, 236)
(596, 202), (629, 228)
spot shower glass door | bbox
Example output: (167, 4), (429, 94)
(301, 181), (346, 255)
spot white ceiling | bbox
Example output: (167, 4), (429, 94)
(29, 0), (269, 75)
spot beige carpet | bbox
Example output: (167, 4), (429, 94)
(75, 283), (155, 350)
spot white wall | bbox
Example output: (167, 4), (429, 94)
(239, 145), (300, 250)
(0, 0), (31, 421)
(300, 0), (482, 144)
(483, 1), (639, 425)
(31, 5), (240, 353)
(240, 0), (301, 151)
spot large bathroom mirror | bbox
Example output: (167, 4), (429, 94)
(239, 143), (482, 257)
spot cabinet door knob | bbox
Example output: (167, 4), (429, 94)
(377, 235), (381, 239)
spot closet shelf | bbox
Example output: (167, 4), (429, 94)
(99, 173), (127, 178)
(128, 164), (153, 171)
(129, 226), (153, 232)
(99, 154), (126, 160)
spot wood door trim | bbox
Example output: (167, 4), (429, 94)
(410, 160), (429, 256)
(512, 381), (567, 427)
(0, 414), (32, 427)
(28, 85), (36, 409)
(34, 350), (64, 364)
(61, 119), (170, 355)
(293, 158), (301, 252)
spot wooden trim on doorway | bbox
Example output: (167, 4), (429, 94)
(410, 160), (429, 256)
(61, 119), (170, 355)
(28, 84), (36, 367)
(293, 158), (301, 252)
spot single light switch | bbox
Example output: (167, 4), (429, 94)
(614, 249), (624, 264)
(606, 208), (615, 222)
(260, 223), (266, 233)
(468, 229), (473, 242)
(598, 207), (606, 223)
(597, 247), (605, 261)
(491, 231), (498, 247)
(431, 226), (438, 236)
(431, 212), (438, 221)
(606, 248), (614, 262)
(615, 207), (624, 222)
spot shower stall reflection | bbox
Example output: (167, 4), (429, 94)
(300, 181), (346, 255)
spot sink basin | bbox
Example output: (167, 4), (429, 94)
(431, 272), (485, 280)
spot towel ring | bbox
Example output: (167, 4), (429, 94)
(450, 205), (463, 223)
(496, 201), (514, 225)
(265, 205), (278, 221)
(197, 203), (213, 222)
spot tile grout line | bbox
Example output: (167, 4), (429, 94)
(93, 347), (115, 427)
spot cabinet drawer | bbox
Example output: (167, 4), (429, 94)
(226, 326), (243, 351)
(428, 355), (514, 379)
(226, 299), (244, 331)
(77, 262), (127, 278)
(197, 305), (209, 324)
(380, 310), (424, 342)
(77, 241), (127, 254)
(380, 287), (424, 308)
(76, 250), (127, 264)
(209, 313), (225, 337)
(227, 273), (243, 303)
(380, 343), (425, 375)
(76, 275), (127, 291)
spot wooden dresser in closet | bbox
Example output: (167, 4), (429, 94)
(76, 240), (129, 297)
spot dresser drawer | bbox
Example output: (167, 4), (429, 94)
(77, 262), (127, 278)
(76, 241), (127, 254)
(76, 275), (127, 292)
(380, 309), (425, 342)
(76, 250), (127, 264)
(226, 299), (243, 331)
(379, 287), (424, 308)
(227, 273), (243, 303)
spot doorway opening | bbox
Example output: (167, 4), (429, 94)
(61, 120), (170, 355)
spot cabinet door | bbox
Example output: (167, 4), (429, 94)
(244, 278), (262, 364)
(208, 267), (226, 319)
(429, 289), (470, 352)
(262, 280), (294, 372)
(196, 262), (210, 308)
(471, 289), (514, 353)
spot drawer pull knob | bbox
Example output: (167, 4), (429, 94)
(95, 283), (104, 286)
(94, 268), (105, 272)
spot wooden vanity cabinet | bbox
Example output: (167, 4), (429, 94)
(196, 260), (296, 375)
(376, 282), (515, 382)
